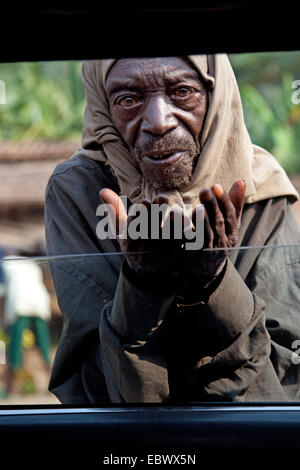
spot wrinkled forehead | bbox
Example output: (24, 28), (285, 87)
(105, 57), (205, 96)
(103, 56), (208, 89)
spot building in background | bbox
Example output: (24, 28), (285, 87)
(0, 140), (78, 254)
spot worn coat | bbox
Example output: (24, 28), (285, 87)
(45, 154), (300, 404)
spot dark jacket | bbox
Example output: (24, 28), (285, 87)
(45, 154), (300, 403)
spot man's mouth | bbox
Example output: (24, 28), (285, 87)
(143, 150), (185, 166)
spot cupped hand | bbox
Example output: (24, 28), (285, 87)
(198, 179), (245, 249)
(100, 179), (246, 292)
(99, 188), (182, 275)
(179, 180), (246, 299)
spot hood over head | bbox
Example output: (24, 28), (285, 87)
(75, 54), (298, 209)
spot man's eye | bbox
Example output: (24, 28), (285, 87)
(173, 87), (194, 98)
(117, 96), (138, 107)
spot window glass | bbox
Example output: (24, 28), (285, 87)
(1, 53), (300, 405)
(0, 246), (299, 405)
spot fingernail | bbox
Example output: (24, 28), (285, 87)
(212, 184), (224, 198)
(200, 188), (212, 202)
(234, 180), (246, 191)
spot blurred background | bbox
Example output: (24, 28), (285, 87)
(0, 61), (83, 254)
(1, 53), (300, 253)
(1, 51), (300, 403)
(1, 53), (300, 255)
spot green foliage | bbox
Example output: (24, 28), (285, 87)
(229, 52), (300, 174)
(1, 54), (300, 174)
(0, 61), (85, 141)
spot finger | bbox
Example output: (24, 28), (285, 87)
(153, 194), (170, 234)
(182, 212), (194, 238)
(184, 204), (204, 250)
(153, 194), (169, 205)
(228, 179), (246, 226)
(127, 199), (151, 227)
(169, 207), (185, 242)
(212, 184), (237, 237)
(191, 203), (212, 247)
(100, 188), (128, 236)
(191, 203), (204, 228)
(200, 188), (227, 247)
(139, 198), (152, 209)
(203, 208), (214, 248)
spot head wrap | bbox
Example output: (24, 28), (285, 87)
(75, 54), (298, 208)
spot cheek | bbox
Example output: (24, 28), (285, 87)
(182, 111), (207, 142)
(177, 95), (208, 141)
(110, 107), (140, 148)
(190, 100), (208, 138)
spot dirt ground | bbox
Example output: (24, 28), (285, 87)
(0, 346), (60, 405)
(0, 392), (59, 405)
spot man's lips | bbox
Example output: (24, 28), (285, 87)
(143, 150), (185, 166)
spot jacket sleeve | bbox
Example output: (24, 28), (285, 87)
(99, 261), (177, 402)
(45, 164), (122, 404)
(177, 259), (290, 402)
(100, 254), (300, 403)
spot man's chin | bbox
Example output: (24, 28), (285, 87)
(139, 151), (198, 192)
(144, 174), (192, 192)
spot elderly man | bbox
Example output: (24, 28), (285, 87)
(45, 55), (300, 404)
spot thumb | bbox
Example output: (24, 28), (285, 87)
(99, 188), (128, 236)
(228, 179), (246, 225)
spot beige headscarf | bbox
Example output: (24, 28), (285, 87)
(75, 54), (298, 209)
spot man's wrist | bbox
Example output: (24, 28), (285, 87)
(123, 259), (179, 297)
(177, 258), (228, 305)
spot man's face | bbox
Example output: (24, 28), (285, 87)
(105, 57), (208, 191)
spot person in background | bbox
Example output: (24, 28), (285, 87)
(1, 253), (52, 394)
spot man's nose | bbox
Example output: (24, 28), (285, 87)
(141, 95), (178, 136)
